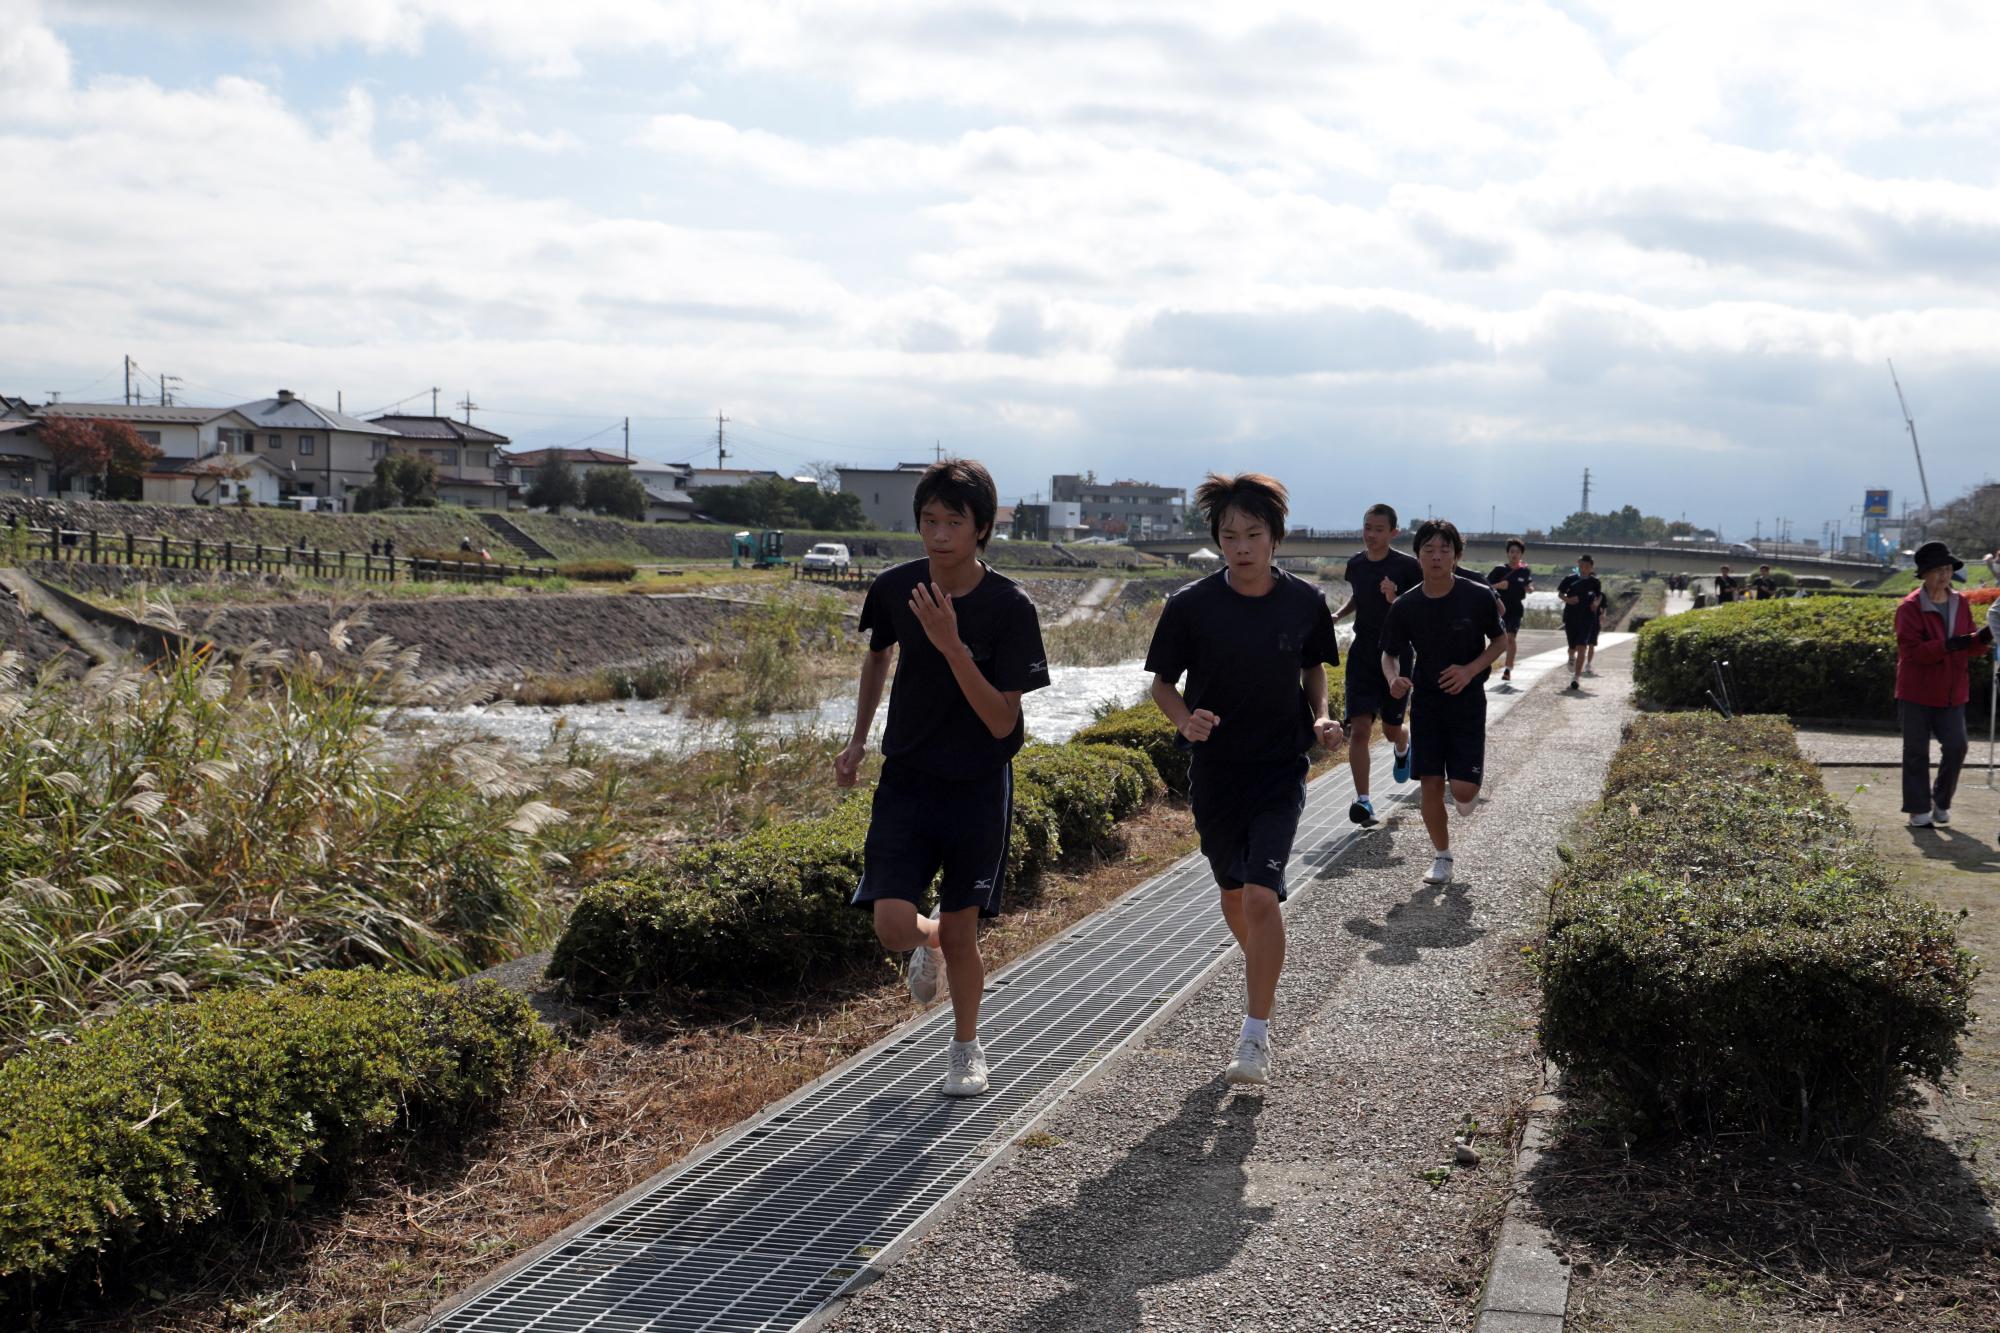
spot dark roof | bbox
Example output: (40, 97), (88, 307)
(147, 454), (280, 478)
(38, 402), (226, 424)
(371, 415), (511, 445)
(499, 447), (634, 467)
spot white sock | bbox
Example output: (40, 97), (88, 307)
(1356, 790), (1371, 801)
(950, 1037), (981, 1053)
(1240, 1016), (1269, 1044)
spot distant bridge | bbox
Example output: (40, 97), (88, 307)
(1128, 531), (1888, 578)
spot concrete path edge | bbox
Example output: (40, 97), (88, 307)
(1472, 1070), (1570, 1332)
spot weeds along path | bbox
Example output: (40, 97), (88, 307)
(1053, 576), (1123, 626)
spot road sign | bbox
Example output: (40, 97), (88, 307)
(1864, 489), (1891, 517)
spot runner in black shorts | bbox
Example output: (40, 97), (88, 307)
(1484, 539), (1533, 685)
(1148, 472), (1342, 1087)
(1380, 519), (1507, 887)
(838, 459), (1050, 1098)
(1557, 556), (1603, 689)
(1334, 503), (1423, 827)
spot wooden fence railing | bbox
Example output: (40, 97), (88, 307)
(5, 519), (557, 585)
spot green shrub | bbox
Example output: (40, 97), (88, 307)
(1073, 698), (1186, 792)
(1539, 713), (1976, 1147)
(1633, 596), (1994, 723)
(548, 744), (1162, 1004)
(0, 970), (548, 1291)
(555, 559), (637, 582)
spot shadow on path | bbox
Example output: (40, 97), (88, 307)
(1012, 1082), (1269, 1329)
(1342, 881), (1485, 965)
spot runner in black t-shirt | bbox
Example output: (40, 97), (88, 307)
(1556, 556), (1604, 689)
(1485, 538), (1534, 686)
(837, 460), (1049, 1099)
(1380, 518), (1508, 887)
(1751, 564), (1778, 600)
(1715, 564), (1739, 605)
(1333, 503), (1423, 827)
(1148, 472), (1342, 1087)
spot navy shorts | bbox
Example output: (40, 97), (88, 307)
(1410, 693), (1487, 786)
(852, 760), (1011, 918)
(1189, 757), (1308, 902)
(1588, 617), (1602, 645)
(1501, 609), (1523, 635)
(1342, 650), (1408, 728)
(1563, 614), (1594, 649)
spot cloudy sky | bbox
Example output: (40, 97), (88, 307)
(4, 1), (1998, 540)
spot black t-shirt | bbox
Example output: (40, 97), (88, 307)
(1557, 574), (1603, 621)
(1485, 563), (1534, 615)
(860, 559), (1050, 778)
(1750, 575), (1777, 599)
(1344, 548), (1424, 662)
(1715, 574), (1738, 603)
(1145, 568), (1340, 768)
(1380, 575), (1506, 697)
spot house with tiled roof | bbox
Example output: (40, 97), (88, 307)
(370, 415), (512, 509)
(227, 389), (397, 509)
(496, 447), (636, 505)
(146, 453), (286, 507)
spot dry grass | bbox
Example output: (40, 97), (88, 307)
(23, 800), (1205, 1331)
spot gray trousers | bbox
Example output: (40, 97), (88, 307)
(1901, 700), (1969, 814)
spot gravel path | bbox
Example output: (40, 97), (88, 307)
(825, 641), (1636, 1333)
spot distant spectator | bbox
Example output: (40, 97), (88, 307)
(460, 536), (474, 553)
(478, 546), (490, 562)
(1750, 564), (1778, 600)
(369, 538), (381, 557)
(1715, 565), (1738, 603)
(383, 537), (395, 559)
(1895, 541), (1993, 829)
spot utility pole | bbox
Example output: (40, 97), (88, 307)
(623, 416), (630, 459)
(124, 355), (133, 406)
(431, 386), (441, 417)
(934, 440), (944, 463)
(158, 374), (181, 407)
(458, 392), (478, 425)
(1580, 467), (1592, 513)
(715, 413), (730, 470)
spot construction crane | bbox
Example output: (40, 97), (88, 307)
(1888, 359), (1935, 522)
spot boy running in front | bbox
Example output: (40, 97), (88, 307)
(1147, 473), (1342, 1086)
(1334, 504), (1424, 826)
(1557, 556), (1603, 689)
(1381, 519), (1508, 887)
(1484, 539), (1533, 685)
(837, 459), (1050, 1098)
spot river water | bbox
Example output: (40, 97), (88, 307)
(396, 623), (1363, 759)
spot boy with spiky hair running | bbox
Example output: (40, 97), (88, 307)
(1381, 518), (1508, 887)
(838, 459), (1051, 1098)
(1147, 472), (1343, 1086)
(1485, 539), (1533, 685)
(1334, 503), (1424, 826)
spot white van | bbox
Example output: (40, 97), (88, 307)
(802, 542), (851, 572)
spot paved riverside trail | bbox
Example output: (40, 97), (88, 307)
(823, 639), (1637, 1333)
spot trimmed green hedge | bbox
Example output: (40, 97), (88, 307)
(555, 559), (638, 582)
(1633, 596), (1994, 722)
(1538, 713), (1976, 1146)
(0, 971), (548, 1290)
(548, 742), (1160, 1003)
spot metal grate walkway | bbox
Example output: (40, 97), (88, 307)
(423, 642), (1613, 1332)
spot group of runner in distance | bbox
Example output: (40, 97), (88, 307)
(834, 461), (1607, 1098)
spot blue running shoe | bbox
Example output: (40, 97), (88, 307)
(1392, 744), (1412, 785)
(1348, 796), (1377, 827)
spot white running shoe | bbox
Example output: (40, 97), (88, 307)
(1908, 811), (1935, 828)
(1934, 807), (1952, 826)
(1424, 853), (1454, 885)
(906, 907), (945, 1005)
(942, 1041), (989, 1097)
(1225, 1034), (1271, 1085)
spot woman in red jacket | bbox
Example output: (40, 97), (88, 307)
(1895, 542), (1994, 827)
